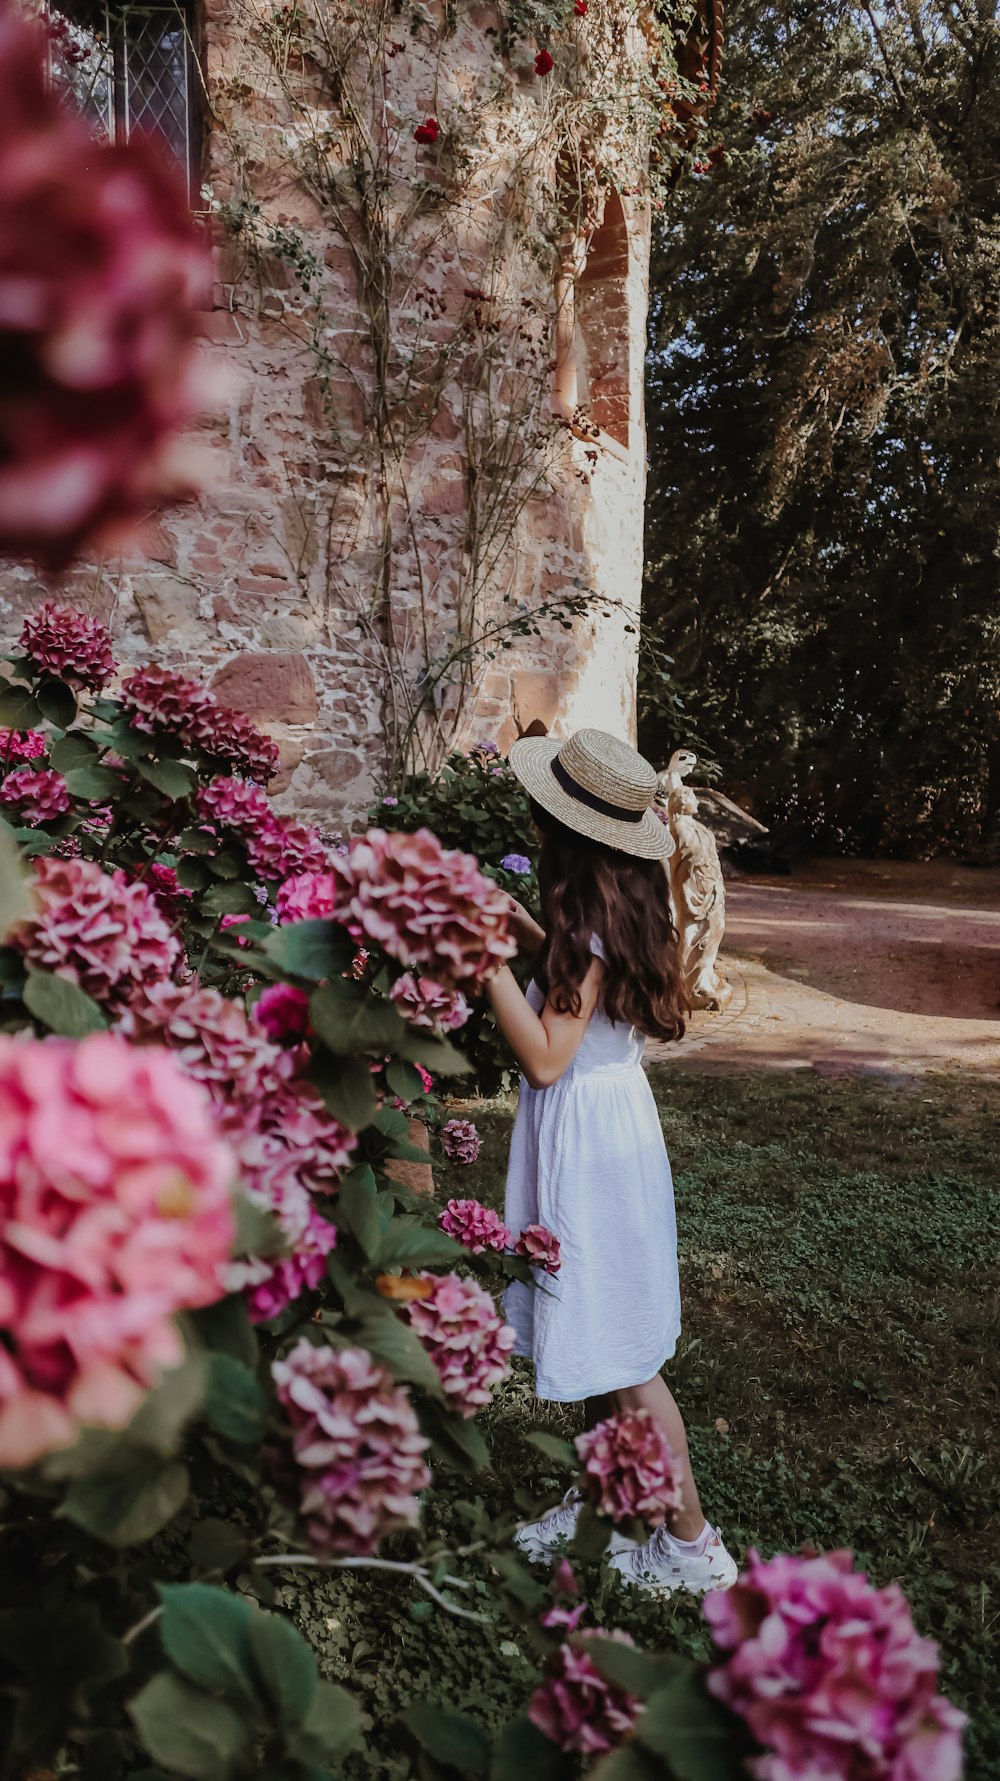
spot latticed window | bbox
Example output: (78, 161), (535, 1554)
(47, 1), (199, 197)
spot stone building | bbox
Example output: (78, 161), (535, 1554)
(7, 0), (721, 821)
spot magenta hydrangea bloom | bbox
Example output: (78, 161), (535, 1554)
(438, 1198), (511, 1253)
(528, 1632), (640, 1756)
(442, 1118), (481, 1165)
(405, 1272), (514, 1417)
(349, 828), (516, 990)
(196, 778), (327, 882)
(389, 972), (471, 1032)
(243, 1203), (337, 1324)
(272, 1338), (430, 1555)
(19, 603), (117, 690)
(13, 856), (181, 1012)
(121, 668), (279, 784)
(255, 982), (311, 1045)
(514, 1223), (562, 1274)
(0, 1032), (235, 1469)
(0, 730), (47, 764)
(704, 1548), (966, 1781)
(0, 767), (71, 824)
(575, 1409), (684, 1526)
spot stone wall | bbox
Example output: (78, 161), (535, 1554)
(3, 0), (668, 825)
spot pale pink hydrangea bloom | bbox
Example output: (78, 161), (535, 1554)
(390, 972), (471, 1032)
(705, 1548), (966, 1781)
(0, 730), (47, 764)
(405, 1271), (514, 1417)
(272, 1338), (430, 1555)
(255, 982), (311, 1045)
(18, 603), (117, 690)
(349, 828), (516, 989)
(442, 1118), (481, 1165)
(197, 778), (327, 881)
(528, 1631), (640, 1756)
(0, 1032), (235, 1468)
(276, 861), (356, 927)
(575, 1409), (684, 1525)
(0, 767), (71, 824)
(12, 856), (180, 1011)
(438, 1198), (510, 1253)
(514, 1223), (562, 1274)
(0, 7), (212, 568)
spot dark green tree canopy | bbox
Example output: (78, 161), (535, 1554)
(642, 0), (1000, 854)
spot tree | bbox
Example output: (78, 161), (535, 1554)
(642, 0), (1000, 854)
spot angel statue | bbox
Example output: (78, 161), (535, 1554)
(655, 749), (733, 1013)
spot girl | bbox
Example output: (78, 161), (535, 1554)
(488, 727), (737, 1596)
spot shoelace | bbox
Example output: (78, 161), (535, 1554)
(627, 1523), (717, 1578)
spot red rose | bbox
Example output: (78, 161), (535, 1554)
(414, 117), (439, 144)
(534, 48), (554, 75)
(574, 1), (587, 13)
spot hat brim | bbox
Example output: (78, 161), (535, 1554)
(507, 738), (675, 860)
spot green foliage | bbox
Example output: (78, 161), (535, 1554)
(643, 0), (1000, 854)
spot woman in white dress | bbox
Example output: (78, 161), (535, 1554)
(487, 728), (737, 1596)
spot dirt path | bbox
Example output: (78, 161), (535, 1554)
(648, 858), (1000, 1079)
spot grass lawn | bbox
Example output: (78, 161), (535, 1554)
(288, 1069), (1000, 1778)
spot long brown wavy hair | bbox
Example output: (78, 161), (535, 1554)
(529, 800), (688, 1043)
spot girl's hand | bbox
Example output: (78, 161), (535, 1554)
(505, 895), (545, 951)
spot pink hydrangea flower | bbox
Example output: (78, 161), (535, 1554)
(528, 1632), (640, 1756)
(0, 1032), (235, 1469)
(575, 1409), (684, 1525)
(348, 828), (516, 989)
(276, 861), (356, 926)
(0, 6), (212, 567)
(415, 1064), (434, 1094)
(18, 603), (117, 691)
(442, 1118), (481, 1165)
(514, 1223), (562, 1275)
(405, 1272), (514, 1416)
(439, 1198), (510, 1253)
(390, 973), (471, 1032)
(12, 856), (180, 1011)
(255, 983), (311, 1045)
(705, 1549), (966, 1781)
(142, 861), (192, 919)
(121, 670), (279, 784)
(196, 778), (327, 881)
(243, 1203), (337, 1324)
(0, 730), (47, 764)
(197, 703), (280, 785)
(0, 767), (71, 824)
(272, 1339), (430, 1555)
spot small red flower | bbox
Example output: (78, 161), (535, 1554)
(574, 1), (587, 13)
(534, 48), (554, 75)
(414, 117), (439, 144)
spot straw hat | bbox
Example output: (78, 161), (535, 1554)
(507, 728), (674, 860)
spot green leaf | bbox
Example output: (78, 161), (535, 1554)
(358, 1310), (446, 1400)
(249, 1611), (318, 1725)
(308, 1050), (378, 1131)
(569, 1500), (609, 1563)
(204, 1353), (266, 1446)
(309, 978), (407, 1055)
(63, 764), (121, 800)
(158, 1583), (258, 1705)
(491, 1716), (570, 1781)
(0, 682), (42, 728)
(403, 1701), (492, 1776)
(375, 1222), (461, 1270)
(525, 1431), (578, 1469)
(420, 1399), (491, 1472)
(177, 825), (217, 853)
(337, 1168), (383, 1262)
(129, 1670), (252, 1780)
(0, 818), (33, 938)
(177, 855), (210, 891)
(36, 676), (78, 727)
(182, 1294), (259, 1368)
(23, 969), (108, 1036)
(48, 730), (100, 771)
(232, 1190), (287, 1260)
(138, 757), (198, 800)
(288, 1680), (362, 1764)
(189, 1517), (250, 1572)
(589, 1746), (663, 1781)
(396, 1029), (471, 1074)
(203, 880), (262, 916)
(63, 1449), (190, 1546)
(128, 1354), (209, 1456)
(584, 1638), (687, 1700)
(264, 919), (353, 980)
(635, 1671), (745, 1781)
(386, 1057), (428, 1102)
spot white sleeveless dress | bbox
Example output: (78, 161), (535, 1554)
(503, 936), (681, 1401)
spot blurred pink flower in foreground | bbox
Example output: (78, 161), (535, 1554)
(349, 828), (516, 990)
(12, 855), (181, 1011)
(275, 861), (357, 927)
(254, 982), (311, 1045)
(272, 1338), (430, 1554)
(0, 3), (214, 566)
(438, 1197), (510, 1253)
(389, 972), (471, 1032)
(575, 1408), (684, 1526)
(405, 1271), (514, 1416)
(0, 1032), (235, 1468)
(19, 603), (117, 690)
(514, 1222), (561, 1274)
(705, 1548), (966, 1781)
(0, 766), (70, 824)
(441, 1117), (481, 1164)
(529, 1631), (640, 1756)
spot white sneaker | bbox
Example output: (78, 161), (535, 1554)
(514, 1491), (638, 1564)
(607, 1522), (738, 1596)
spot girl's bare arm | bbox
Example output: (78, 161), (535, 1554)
(487, 961), (601, 1090)
(506, 895), (545, 952)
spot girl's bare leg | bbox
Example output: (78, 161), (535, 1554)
(585, 1374), (706, 1542)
